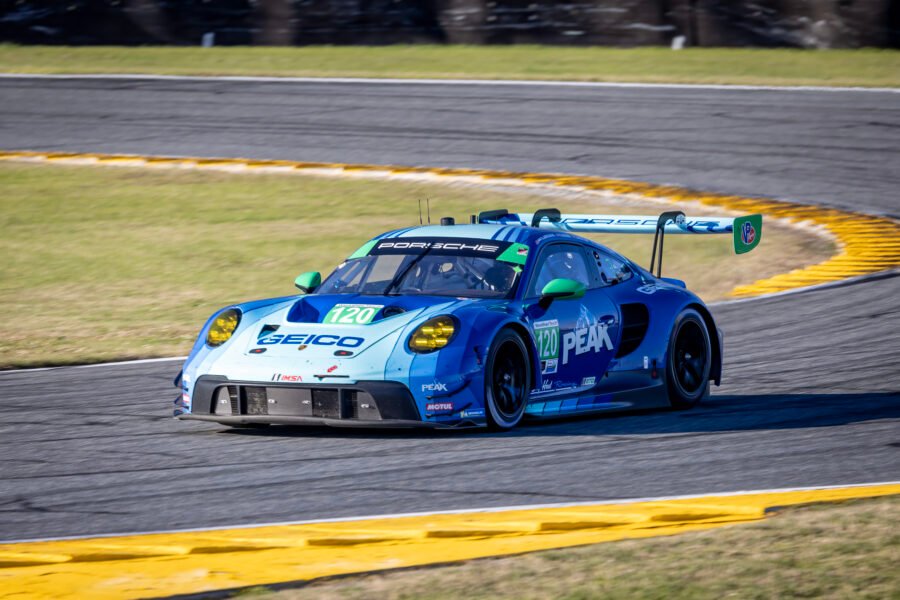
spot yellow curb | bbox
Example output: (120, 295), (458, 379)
(0, 484), (896, 599)
(0, 150), (897, 298)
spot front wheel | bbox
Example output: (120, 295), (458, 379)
(666, 309), (711, 409)
(484, 329), (532, 431)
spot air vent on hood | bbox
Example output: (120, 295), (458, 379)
(286, 298), (321, 323)
(382, 305), (407, 318)
(259, 324), (280, 336)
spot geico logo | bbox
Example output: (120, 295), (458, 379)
(258, 334), (364, 347)
(562, 323), (613, 363)
(377, 241), (499, 252)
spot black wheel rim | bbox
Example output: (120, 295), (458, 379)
(491, 340), (527, 420)
(673, 321), (707, 396)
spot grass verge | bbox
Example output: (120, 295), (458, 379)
(0, 161), (832, 368)
(242, 495), (900, 600)
(1, 45), (899, 88)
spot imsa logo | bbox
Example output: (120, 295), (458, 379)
(272, 373), (303, 382)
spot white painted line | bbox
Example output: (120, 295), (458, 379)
(709, 268), (900, 307)
(3, 480), (897, 544)
(73, 356), (187, 368)
(0, 355), (186, 375)
(1, 72), (898, 93)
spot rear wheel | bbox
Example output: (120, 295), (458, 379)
(666, 309), (711, 409)
(484, 329), (531, 431)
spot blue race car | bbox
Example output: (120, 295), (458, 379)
(175, 208), (762, 430)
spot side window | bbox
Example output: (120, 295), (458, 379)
(319, 257), (370, 294)
(588, 248), (634, 286)
(528, 244), (592, 297)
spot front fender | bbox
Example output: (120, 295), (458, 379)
(387, 303), (533, 423)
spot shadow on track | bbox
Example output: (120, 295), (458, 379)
(219, 391), (900, 440)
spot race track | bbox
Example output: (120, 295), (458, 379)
(0, 76), (898, 541)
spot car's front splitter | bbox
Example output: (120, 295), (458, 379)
(182, 375), (483, 429)
(178, 414), (479, 429)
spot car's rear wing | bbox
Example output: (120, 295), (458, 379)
(477, 208), (762, 276)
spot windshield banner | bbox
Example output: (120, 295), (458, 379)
(371, 237), (512, 257)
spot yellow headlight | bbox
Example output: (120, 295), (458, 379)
(409, 316), (457, 353)
(206, 309), (241, 347)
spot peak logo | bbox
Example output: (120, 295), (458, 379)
(422, 382), (448, 392)
(562, 322), (613, 363)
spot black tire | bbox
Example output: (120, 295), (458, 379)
(484, 329), (532, 431)
(666, 309), (711, 409)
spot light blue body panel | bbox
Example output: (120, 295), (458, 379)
(178, 223), (722, 427)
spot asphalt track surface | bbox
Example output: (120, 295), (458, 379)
(1, 77), (898, 541)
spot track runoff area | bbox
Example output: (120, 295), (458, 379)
(2, 484), (897, 599)
(2, 150), (898, 298)
(0, 150), (898, 599)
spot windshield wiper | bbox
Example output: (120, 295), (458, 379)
(383, 247), (434, 296)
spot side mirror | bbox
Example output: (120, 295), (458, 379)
(294, 271), (321, 294)
(540, 278), (585, 305)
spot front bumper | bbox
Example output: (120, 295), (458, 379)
(179, 375), (434, 427)
(179, 414), (440, 428)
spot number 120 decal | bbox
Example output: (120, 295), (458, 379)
(533, 319), (560, 360)
(324, 304), (382, 325)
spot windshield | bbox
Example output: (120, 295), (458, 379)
(317, 253), (521, 298)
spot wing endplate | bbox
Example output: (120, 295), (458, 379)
(481, 211), (763, 254)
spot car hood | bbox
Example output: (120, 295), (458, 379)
(283, 293), (465, 326)
(244, 294), (460, 358)
(184, 293), (512, 386)
(200, 294), (494, 375)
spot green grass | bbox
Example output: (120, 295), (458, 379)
(0, 162), (832, 368)
(1, 45), (899, 87)
(248, 496), (900, 600)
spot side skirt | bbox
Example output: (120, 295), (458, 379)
(525, 383), (670, 420)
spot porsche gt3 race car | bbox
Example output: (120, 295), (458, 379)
(175, 208), (762, 430)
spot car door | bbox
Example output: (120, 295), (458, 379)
(525, 243), (619, 396)
(581, 246), (624, 375)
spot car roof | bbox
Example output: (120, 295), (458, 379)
(377, 223), (566, 246)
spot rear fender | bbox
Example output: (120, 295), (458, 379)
(687, 303), (723, 386)
(637, 290), (722, 388)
